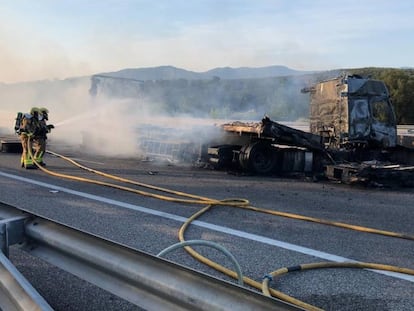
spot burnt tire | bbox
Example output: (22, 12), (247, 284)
(239, 141), (277, 174)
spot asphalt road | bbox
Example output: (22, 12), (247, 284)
(0, 149), (413, 311)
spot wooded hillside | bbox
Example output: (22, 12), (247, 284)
(91, 67), (414, 124)
(90, 70), (340, 121)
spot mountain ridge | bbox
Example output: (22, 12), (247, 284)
(97, 65), (315, 81)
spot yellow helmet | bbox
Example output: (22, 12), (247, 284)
(39, 107), (49, 114)
(30, 107), (39, 115)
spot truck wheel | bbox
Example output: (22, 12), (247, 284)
(239, 142), (277, 174)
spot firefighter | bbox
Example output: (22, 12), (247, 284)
(32, 107), (54, 166)
(18, 107), (40, 168)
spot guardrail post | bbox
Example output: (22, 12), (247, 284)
(0, 215), (28, 257)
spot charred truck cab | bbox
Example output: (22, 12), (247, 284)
(308, 75), (397, 150)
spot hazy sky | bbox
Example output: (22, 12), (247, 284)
(1, 0), (413, 83)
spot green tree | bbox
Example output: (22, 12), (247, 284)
(379, 69), (414, 124)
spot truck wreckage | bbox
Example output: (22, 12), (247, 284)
(140, 75), (414, 187)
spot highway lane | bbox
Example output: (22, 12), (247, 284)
(0, 150), (413, 310)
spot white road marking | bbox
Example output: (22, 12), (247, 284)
(68, 158), (106, 165)
(1, 171), (413, 283)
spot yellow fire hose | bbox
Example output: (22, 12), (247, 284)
(262, 261), (414, 310)
(24, 141), (413, 310)
(177, 204), (325, 311)
(178, 203), (414, 311)
(43, 149), (414, 242)
(262, 261), (414, 298)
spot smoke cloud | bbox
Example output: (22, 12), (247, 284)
(0, 77), (224, 162)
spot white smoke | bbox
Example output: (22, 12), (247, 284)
(0, 78), (225, 161)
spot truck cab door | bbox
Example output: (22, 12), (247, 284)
(369, 98), (397, 147)
(348, 99), (371, 140)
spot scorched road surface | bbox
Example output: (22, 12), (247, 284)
(0, 150), (413, 311)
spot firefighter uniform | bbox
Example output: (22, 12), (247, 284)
(32, 107), (54, 165)
(19, 107), (40, 168)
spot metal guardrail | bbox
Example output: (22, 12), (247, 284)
(0, 202), (301, 311)
(0, 251), (53, 311)
(0, 207), (53, 311)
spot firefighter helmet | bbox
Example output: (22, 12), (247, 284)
(39, 107), (49, 120)
(30, 107), (39, 115)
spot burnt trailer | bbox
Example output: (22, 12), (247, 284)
(206, 118), (325, 175)
(206, 75), (414, 184)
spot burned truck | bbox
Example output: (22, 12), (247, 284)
(205, 75), (414, 184)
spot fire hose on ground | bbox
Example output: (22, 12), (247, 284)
(24, 139), (414, 310)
